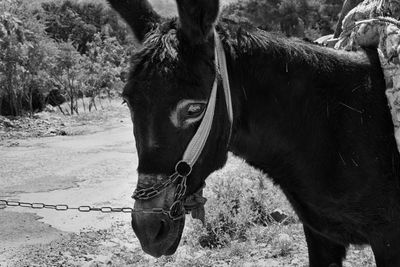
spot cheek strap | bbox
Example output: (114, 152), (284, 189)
(181, 31), (233, 168)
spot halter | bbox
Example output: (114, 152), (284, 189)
(132, 31), (233, 221)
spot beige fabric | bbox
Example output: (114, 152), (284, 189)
(181, 32), (233, 224)
(379, 24), (400, 146)
(335, 0), (384, 50)
(181, 32), (233, 167)
(334, 0), (400, 150)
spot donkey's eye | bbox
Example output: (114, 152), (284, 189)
(185, 103), (205, 118)
(170, 100), (207, 128)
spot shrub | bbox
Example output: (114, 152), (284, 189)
(188, 156), (295, 249)
(221, 0), (343, 39)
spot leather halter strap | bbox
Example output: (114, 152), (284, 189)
(181, 31), (233, 168)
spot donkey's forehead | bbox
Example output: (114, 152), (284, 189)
(125, 57), (214, 102)
(131, 30), (179, 73)
(123, 70), (211, 105)
(123, 21), (216, 104)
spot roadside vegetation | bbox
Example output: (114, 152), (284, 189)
(0, 0), (343, 117)
(0, 0), (132, 117)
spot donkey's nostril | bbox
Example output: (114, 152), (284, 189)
(155, 219), (170, 241)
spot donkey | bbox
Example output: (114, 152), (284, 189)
(108, 0), (400, 266)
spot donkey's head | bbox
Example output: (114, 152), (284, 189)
(108, 0), (232, 257)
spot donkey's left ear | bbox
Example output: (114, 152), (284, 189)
(107, 0), (161, 43)
(176, 0), (220, 45)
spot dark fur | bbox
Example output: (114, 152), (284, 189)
(107, 0), (160, 42)
(110, 1), (400, 265)
(176, 0), (220, 44)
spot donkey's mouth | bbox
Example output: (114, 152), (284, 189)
(163, 225), (184, 255)
(131, 212), (185, 258)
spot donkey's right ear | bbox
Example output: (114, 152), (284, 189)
(107, 0), (161, 43)
(176, 0), (220, 45)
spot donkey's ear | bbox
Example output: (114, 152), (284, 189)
(107, 0), (161, 43)
(176, 0), (220, 44)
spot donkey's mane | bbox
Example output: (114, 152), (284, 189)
(130, 17), (367, 77)
(130, 19), (180, 76)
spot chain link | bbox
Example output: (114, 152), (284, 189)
(0, 199), (134, 214)
(0, 166), (196, 220)
(132, 172), (180, 200)
(131, 171), (190, 220)
(0, 172), (189, 219)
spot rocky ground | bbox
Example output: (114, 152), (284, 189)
(0, 101), (128, 146)
(0, 101), (376, 266)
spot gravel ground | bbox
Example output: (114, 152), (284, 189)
(1, 215), (375, 267)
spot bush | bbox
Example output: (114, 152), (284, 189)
(187, 156), (296, 249)
(0, 1), (57, 116)
(0, 0), (132, 117)
(41, 0), (131, 53)
(222, 0), (343, 39)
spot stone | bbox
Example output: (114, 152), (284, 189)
(269, 209), (288, 223)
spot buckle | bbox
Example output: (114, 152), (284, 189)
(175, 161), (192, 177)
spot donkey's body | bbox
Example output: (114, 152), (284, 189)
(109, 0), (400, 265)
(222, 21), (400, 265)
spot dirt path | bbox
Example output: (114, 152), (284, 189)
(0, 120), (138, 263)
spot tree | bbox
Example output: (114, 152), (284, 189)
(83, 33), (129, 110)
(0, 0), (60, 116)
(0, 5), (33, 116)
(0, 0), (134, 116)
(222, 0), (344, 39)
(222, 0), (282, 32)
(41, 0), (131, 54)
(49, 41), (83, 115)
(279, 0), (309, 37)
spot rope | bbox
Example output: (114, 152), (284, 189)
(340, 16), (400, 38)
(355, 16), (400, 27)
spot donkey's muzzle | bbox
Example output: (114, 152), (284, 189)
(131, 200), (185, 257)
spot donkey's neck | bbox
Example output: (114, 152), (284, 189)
(227, 31), (376, 189)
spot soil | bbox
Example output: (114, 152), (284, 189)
(0, 104), (139, 266)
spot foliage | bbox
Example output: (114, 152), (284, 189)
(184, 158), (296, 249)
(0, 0), (55, 116)
(222, 0), (282, 32)
(84, 33), (130, 100)
(40, 0), (131, 53)
(49, 41), (84, 115)
(0, 0), (345, 117)
(0, 0), (131, 116)
(222, 0), (344, 39)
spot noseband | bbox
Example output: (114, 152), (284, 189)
(132, 31), (233, 221)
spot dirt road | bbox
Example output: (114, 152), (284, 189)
(0, 119), (138, 263)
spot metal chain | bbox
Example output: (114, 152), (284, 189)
(131, 171), (190, 220)
(132, 172), (180, 200)
(0, 199), (134, 213)
(0, 172), (189, 218)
